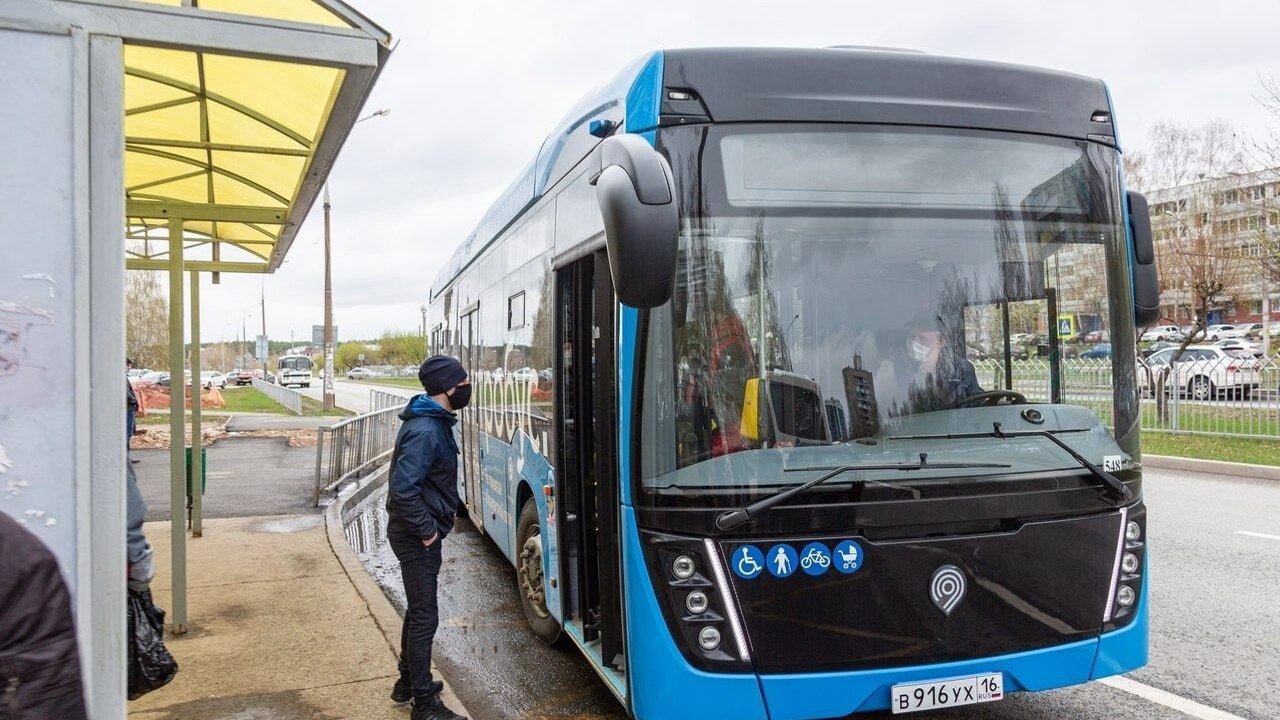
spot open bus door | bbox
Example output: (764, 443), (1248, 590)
(554, 249), (627, 685)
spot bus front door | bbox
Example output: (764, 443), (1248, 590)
(555, 250), (626, 679)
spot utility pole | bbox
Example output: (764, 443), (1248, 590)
(421, 304), (429, 358)
(323, 184), (335, 411)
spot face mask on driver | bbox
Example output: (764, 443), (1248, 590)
(449, 384), (472, 410)
(907, 339), (932, 363)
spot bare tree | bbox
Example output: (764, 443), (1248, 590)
(125, 271), (168, 369)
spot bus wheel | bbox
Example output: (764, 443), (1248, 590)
(516, 499), (562, 645)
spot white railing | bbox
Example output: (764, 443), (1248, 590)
(369, 388), (407, 412)
(972, 353), (1280, 439)
(252, 377), (302, 414)
(313, 406), (401, 505)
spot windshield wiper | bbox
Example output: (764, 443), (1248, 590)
(714, 454), (1011, 531)
(886, 422), (1133, 503)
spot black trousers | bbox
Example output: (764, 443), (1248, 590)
(389, 528), (443, 703)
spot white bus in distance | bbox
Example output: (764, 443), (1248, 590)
(277, 354), (313, 388)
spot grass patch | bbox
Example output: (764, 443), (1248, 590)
(137, 414), (229, 426)
(351, 377), (422, 389)
(1143, 432), (1280, 467)
(300, 394), (353, 416)
(218, 386), (293, 413)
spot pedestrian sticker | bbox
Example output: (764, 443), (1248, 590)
(800, 542), (832, 576)
(834, 540), (864, 574)
(766, 544), (799, 578)
(732, 545), (765, 580)
(1057, 315), (1075, 339)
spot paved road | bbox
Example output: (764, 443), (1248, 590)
(350, 467), (1278, 720)
(133, 438), (318, 521)
(297, 378), (415, 414)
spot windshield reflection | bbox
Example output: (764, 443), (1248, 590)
(641, 125), (1138, 495)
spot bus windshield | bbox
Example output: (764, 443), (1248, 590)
(640, 124), (1140, 500)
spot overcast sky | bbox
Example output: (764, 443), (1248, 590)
(190, 0), (1280, 348)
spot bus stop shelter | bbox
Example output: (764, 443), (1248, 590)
(0, 1), (390, 715)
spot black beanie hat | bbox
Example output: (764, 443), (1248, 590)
(419, 355), (467, 395)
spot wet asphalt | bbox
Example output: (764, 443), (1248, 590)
(354, 468), (1279, 720)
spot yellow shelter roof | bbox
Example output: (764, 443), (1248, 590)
(122, 0), (390, 274)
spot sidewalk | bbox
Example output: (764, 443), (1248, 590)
(128, 514), (467, 719)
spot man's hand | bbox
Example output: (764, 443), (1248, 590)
(422, 533), (439, 547)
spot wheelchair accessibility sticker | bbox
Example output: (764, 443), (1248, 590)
(834, 539), (864, 574)
(800, 543), (832, 576)
(732, 545), (765, 579)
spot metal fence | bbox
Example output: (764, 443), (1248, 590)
(973, 353), (1280, 439)
(313, 405), (402, 505)
(370, 388), (407, 412)
(251, 377), (302, 414)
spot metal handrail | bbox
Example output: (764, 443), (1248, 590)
(314, 405), (401, 505)
(252, 377), (303, 414)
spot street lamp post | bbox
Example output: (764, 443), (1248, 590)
(323, 107), (390, 411)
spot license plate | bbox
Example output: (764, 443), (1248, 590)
(891, 672), (1003, 714)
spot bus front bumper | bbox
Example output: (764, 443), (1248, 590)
(758, 572), (1149, 719)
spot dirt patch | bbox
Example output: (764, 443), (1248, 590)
(133, 424), (318, 449)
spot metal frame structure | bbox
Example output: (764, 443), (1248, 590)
(0, 1), (390, 716)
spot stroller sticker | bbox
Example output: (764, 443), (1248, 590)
(834, 540), (864, 574)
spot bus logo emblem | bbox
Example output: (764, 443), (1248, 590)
(930, 565), (966, 616)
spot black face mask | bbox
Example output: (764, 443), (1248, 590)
(449, 384), (472, 410)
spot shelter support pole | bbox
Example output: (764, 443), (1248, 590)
(168, 218), (188, 634)
(189, 271), (203, 538)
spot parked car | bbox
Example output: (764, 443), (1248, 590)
(1139, 325), (1183, 343)
(200, 371), (227, 389)
(511, 367), (539, 383)
(347, 367), (378, 380)
(1083, 329), (1111, 343)
(137, 370), (167, 385)
(1080, 343), (1111, 359)
(1140, 341), (1178, 359)
(1205, 324), (1250, 341)
(1238, 323), (1266, 339)
(233, 368), (260, 386)
(1213, 339), (1264, 357)
(1139, 345), (1262, 399)
(156, 371), (192, 388)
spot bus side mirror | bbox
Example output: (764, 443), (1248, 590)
(1127, 191), (1160, 327)
(590, 134), (680, 308)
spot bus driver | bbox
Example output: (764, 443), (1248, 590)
(903, 311), (983, 413)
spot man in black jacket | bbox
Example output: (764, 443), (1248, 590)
(386, 355), (470, 720)
(0, 512), (88, 720)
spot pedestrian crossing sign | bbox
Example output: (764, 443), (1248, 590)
(1057, 315), (1075, 339)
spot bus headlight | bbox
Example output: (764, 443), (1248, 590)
(1116, 585), (1136, 607)
(686, 590), (709, 615)
(673, 555), (696, 580)
(698, 626), (721, 651)
(1125, 521), (1141, 542)
(1121, 552), (1139, 574)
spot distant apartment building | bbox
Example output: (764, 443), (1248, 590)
(1145, 168), (1280, 326)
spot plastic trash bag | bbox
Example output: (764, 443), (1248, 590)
(127, 588), (178, 699)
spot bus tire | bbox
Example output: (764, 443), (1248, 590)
(516, 499), (562, 646)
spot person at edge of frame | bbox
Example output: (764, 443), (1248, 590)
(385, 355), (470, 720)
(0, 512), (89, 719)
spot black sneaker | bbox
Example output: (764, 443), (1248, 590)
(410, 693), (466, 720)
(392, 679), (443, 704)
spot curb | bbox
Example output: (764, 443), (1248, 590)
(1144, 454), (1280, 481)
(323, 471), (471, 716)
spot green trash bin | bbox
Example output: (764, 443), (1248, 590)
(185, 446), (207, 497)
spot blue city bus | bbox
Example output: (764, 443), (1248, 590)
(426, 47), (1157, 719)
